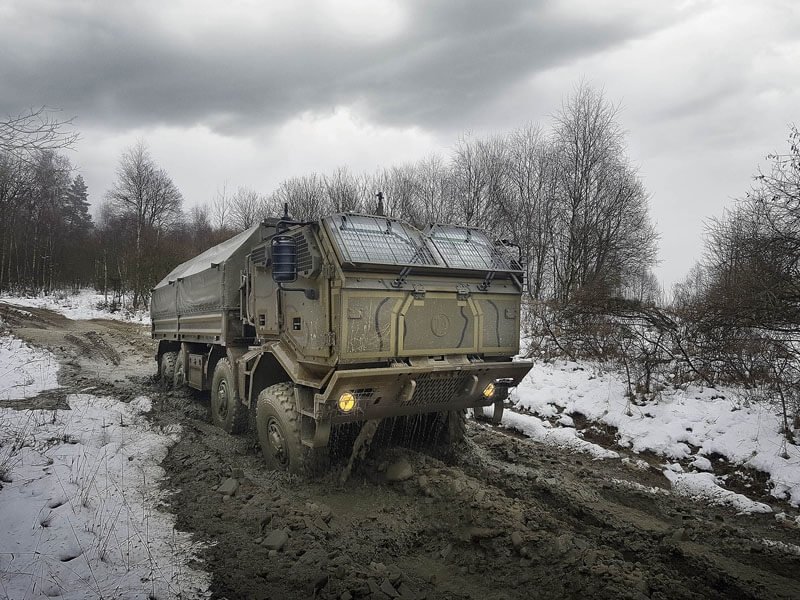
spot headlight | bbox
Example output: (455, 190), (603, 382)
(338, 392), (356, 413)
(482, 383), (496, 399)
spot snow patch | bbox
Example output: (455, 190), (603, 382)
(0, 394), (210, 598)
(0, 333), (60, 400)
(663, 470), (773, 514)
(1, 290), (150, 324)
(611, 478), (669, 496)
(691, 456), (713, 472)
(501, 409), (620, 460)
(760, 538), (800, 556)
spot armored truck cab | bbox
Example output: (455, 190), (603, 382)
(153, 211), (532, 473)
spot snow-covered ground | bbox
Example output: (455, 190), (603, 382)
(0, 296), (205, 598)
(0, 334), (60, 401)
(0, 290), (150, 324)
(499, 409), (619, 460)
(506, 360), (800, 510)
(0, 395), (209, 599)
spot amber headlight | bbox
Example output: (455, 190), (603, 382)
(482, 383), (496, 399)
(338, 392), (356, 413)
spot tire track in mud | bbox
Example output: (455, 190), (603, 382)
(154, 397), (800, 600)
(465, 427), (800, 600)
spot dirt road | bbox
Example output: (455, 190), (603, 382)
(3, 302), (800, 600)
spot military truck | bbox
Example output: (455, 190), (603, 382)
(151, 208), (532, 473)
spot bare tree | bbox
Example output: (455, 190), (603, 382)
(549, 82), (658, 302)
(211, 181), (232, 231)
(414, 155), (454, 226)
(451, 134), (508, 229)
(0, 106), (78, 162)
(504, 125), (556, 298)
(271, 174), (328, 221)
(324, 167), (363, 213)
(229, 186), (265, 230)
(105, 141), (183, 307)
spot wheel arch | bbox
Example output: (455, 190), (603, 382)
(248, 352), (291, 407)
(156, 340), (181, 366)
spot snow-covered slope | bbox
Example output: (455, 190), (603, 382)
(1, 290), (150, 324)
(509, 360), (800, 508)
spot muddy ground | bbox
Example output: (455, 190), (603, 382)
(3, 302), (800, 600)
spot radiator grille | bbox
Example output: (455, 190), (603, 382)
(402, 373), (470, 406)
(251, 246), (267, 267)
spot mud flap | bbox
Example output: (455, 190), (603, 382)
(473, 399), (505, 425)
(302, 417), (331, 449)
(490, 400), (504, 425)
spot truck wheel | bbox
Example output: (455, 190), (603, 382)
(256, 382), (328, 474)
(173, 352), (187, 388)
(210, 358), (247, 434)
(159, 352), (178, 389)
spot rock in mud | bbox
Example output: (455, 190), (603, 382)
(263, 529), (289, 551)
(312, 573), (329, 594)
(367, 577), (382, 594)
(553, 533), (573, 555)
(462, 526), (500, 542)
(217, 477), (239, 496)
(510, 531), (524, 550)
(385, 457), (413, 482)
(380, 578), (400, 597)
(397, 582), (418, 599)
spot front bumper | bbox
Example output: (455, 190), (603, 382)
(313, 357), (532, 423)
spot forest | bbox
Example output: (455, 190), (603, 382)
(1, 86), (798, 441)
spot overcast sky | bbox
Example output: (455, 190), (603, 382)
(1, 0), (798, 289)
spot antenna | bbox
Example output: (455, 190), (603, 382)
(375, 191), (385, 216)
(283, 202), (290, 219)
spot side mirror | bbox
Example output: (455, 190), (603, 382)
(271, 236), (297, 283)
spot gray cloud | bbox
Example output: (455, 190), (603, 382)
(0, 0), (680, 134)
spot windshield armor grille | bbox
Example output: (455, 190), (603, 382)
(324, 214), (520, 273)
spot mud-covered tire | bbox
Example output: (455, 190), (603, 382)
(173, 351), (187, 389)
(256, 382), (328, 475)
(159, 352), (178, 389)
(210, 358), (247, 434)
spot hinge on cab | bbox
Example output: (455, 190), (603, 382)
(324, 331), (336, 346)
(412, 284), (426, 300)
(321, 263), (336, 278)
(456, 284), (470, 301)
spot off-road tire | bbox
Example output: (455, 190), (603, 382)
(159, 352), (178, 389)
(256, 382), (328, 475)
(210, 358), (248, 434)
(173, 351), (187, 389)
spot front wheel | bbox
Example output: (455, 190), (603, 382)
(210, 358), (247, 433)
(256, 382), (327, 474)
